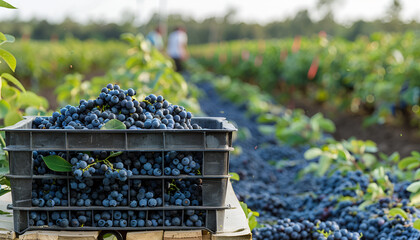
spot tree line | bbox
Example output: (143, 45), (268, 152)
(1, 2), (419, 44)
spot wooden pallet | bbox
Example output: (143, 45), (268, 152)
(0, 182), (251, 240)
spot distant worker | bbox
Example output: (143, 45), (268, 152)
(146, 26), (164, 51)
(167, 26), (188, 72)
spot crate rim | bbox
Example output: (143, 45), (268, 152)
(1, 116), (238, 132)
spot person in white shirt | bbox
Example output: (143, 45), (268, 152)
(167, 26), (188, 72)
(146, 26), (164, 51)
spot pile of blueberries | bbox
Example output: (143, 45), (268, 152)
(29, 210), (206, 228)
(31, 151), (203, 208)
(194, 80), (420, 240)
(32, 84), (201, 130)
(30, 150), (206, 228)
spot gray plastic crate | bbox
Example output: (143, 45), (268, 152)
(3, 117), (235, 151)
(2, 117), (236, 234)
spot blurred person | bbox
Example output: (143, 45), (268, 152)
(167, 26), (188, 72)
(146, 26), (164, 51)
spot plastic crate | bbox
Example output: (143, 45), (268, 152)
(2, 117), (236, 234)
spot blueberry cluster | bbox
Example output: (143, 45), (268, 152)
(29, 212), (49, 227)
(94, 211), (114, 227)
(165, 179), (202, 206)
(164, 211), (182, 226)
(32, 84), (201, 130)
(130, 180), (163, 208)
(31, 179), (68, 207)
(50, 212), (70, 227)
(132, 152), (163, 176)
(128, 211), (148, 227)
(253, 218), (361, 240)
(315, 170), (369, 198)
(335, 203), (420, 240)
(164, 151), (202, 176)
(184, 210), (205, 227)
(29, 209), (206, 229)
(69, 178), (130, 207)
(32, 151), (204, 208)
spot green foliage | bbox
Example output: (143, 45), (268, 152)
(188, 60), (334, 147)
(388, 208), (408, 220)
(191, 33), (420, 131)
(363, 167), (394, 203)
(413, 219), (420, 230)
(275, 111), (335, 146)
(42, 151), (122, 173)
(100, 119), (126, 130)
(301, 138), (379, 177)
(0, 31), (16, 72)
(0, 39), (128, 90)
(0, 77), (49, 126)
(229, 172), (240, 181)
(0, 4), (49, 200)
(41, 155), (73, 172)
(240, 201), (260, 231)
(188, 61), (276, 117)
(397, 151), (420, 205)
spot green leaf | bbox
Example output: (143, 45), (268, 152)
(1, 73), (25, 92)
(304, 148), (323, 160)
(414, 169), (420, 180)
(108, 151), (123, 159)
(0, 167), (9, 175)
(388, 208), (408, 220)
(41, 155), (72, 172)
(248, 215), (258, 230)
(410, 192), (420, 205)
(407, 181), (420, 193)
(4, 34), (15, 43)
(412, 151), (420, 158)
(101, 119), (126, 130)
(389, 152), (400, 163)
(414, 219), (420, 230)
(0, 100), (11, 118)
(257, 114), (278, 123)
(398, 156), (420, 169)
(17, 91), (48, 109)
(0, 48), (16, 71)
(318, 118), (336, 133)
(240, 202), (248, 216)
(0, 34), (15, 45)
(103, 233), (118, 240)
(4, 109), (22, 126)
(362, 153), (377, 167)
(317, 155), (332, 176)
(258, 125), (275, 136)
(0, 0), (16, 9)
(229, 172), (240, 181)
(0, 189), (10, 198)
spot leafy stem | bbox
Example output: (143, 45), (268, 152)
(80, 151), (122, 172)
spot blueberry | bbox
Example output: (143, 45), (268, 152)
(148, 198), (157, 207)
(153, 168), (162, 176)
(130, 200), (138, 208)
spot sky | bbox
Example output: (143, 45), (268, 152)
(1, 0), (420, 24)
